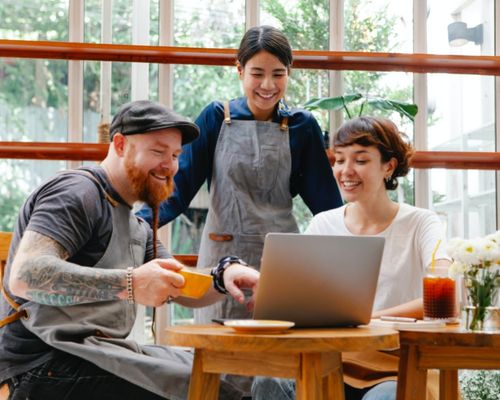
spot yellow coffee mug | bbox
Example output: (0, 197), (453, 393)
(179, 268), (213, 299)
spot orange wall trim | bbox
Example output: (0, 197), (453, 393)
(1, 39), (500, 75)
(1, 142), (499, 170)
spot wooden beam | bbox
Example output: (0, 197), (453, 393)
(1, 142), (499, 170)
(1, 39), (500, 76)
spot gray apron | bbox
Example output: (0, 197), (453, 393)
(15, 172), (240, 400)
(195, 101), (298, 324)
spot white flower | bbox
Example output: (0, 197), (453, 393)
(448, 260), (466, 278)
(447, 231), (500, 274)
(476, 238), (500, 263)
(446, 237), (465, 260)
(486, 230), (500, 245)
(456, 239), (482, 266)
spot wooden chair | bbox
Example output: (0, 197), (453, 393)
(0, 231), (12, 268)
(0, 232), (13, 399)
(173, 254), (198, 267)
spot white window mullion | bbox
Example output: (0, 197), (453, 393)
(100, 0), (113, 129)
(131, 0), (150, 101)
(246, 0), (259, 30)
(413, 0), (430, 210)
(329, 0), (344, 139)
(68, 0), (84, 169)
(159, 0), (173, 107)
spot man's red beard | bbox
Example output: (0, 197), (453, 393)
(124, 144), (175, 259)
(124, 146), (175, 209)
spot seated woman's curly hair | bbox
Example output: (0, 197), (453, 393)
(333, 116), (415, 190)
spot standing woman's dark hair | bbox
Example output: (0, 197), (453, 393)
(334, 116), (415, 190)
(237, 25), (293, 70)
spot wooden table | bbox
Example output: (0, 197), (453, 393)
(164, 324), (399, 400)
(396, 327), (500, 400)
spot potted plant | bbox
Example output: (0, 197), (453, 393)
(303, 93), (418, 121)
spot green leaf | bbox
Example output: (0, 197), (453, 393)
(304, 93), (363, 111)
(366, 98), (418, 121)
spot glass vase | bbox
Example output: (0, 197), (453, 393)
(460, 272), (499, 331)
(462, 306), (500, 332)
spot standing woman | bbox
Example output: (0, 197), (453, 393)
(137, 25), (342, 322)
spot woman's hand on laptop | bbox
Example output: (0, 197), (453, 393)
(224, 264), (260, 310)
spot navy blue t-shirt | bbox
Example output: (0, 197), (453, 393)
(137, 97), (342, 225)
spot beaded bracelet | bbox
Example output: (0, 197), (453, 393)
(126, 267), (134, 304)
(210, 256), (248, 294)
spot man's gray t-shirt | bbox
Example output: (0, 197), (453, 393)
(0, 165), (169, 382)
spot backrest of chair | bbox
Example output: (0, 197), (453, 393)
(172, 254), (198, 267)
(0, 232), (13, 268)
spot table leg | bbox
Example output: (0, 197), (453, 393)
(322, 352), (345, 400)
(296, 353), (322, 400)
(188, 349), (220, 400)
(397, 344), (427, 400)
(439, 370), (459, 400)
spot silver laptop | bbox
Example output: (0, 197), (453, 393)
(253, 233), (385, 327)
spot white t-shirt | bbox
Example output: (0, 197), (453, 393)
(305, 203), (448, 312)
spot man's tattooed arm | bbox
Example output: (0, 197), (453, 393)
(9, 230), (127, 306)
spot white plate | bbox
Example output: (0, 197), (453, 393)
(223, 319), (295, 333)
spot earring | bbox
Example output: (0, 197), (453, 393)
(385, 175), (391, 183)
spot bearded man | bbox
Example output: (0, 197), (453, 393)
(0, 100), (259, 400)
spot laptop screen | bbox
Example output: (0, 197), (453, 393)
(253, 233), (385, 327)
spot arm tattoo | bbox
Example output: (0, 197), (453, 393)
(15, 231), (126, 306)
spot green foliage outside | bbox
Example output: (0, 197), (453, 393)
(459, 370), (500, 400)
(0, 162), (31, 230)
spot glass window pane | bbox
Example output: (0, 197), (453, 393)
(431, 169), (496, 238)
(174, 0), (245, 48)
(173, 65), (239, 120)
(0, 0), (69, 41)
(0, 58), (68, 142)
(83, 61), (101, 143)
(344, 0), (412, 53)
(84, 0), (101, 44)
(260, 0), (330, 50)
(0, 159), (66, 231)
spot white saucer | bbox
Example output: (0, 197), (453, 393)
(223, 319), (295, 333)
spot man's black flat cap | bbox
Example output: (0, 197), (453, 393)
(110, 100), (199, 145)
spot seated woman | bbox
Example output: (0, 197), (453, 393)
(252, 116), (450, 400)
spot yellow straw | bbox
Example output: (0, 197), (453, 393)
(431, 239), (442, 273)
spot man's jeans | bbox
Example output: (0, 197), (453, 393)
(7, 351), (166, 400)
(251, 376), (397, 400)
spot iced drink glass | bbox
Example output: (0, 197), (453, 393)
(423, 265), (456, 321)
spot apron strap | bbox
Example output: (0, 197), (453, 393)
(280, 117), (289, 131)
(59, 169), (119, 207)
(0, 260), (28, 328)
(223, 101), (231, 125)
